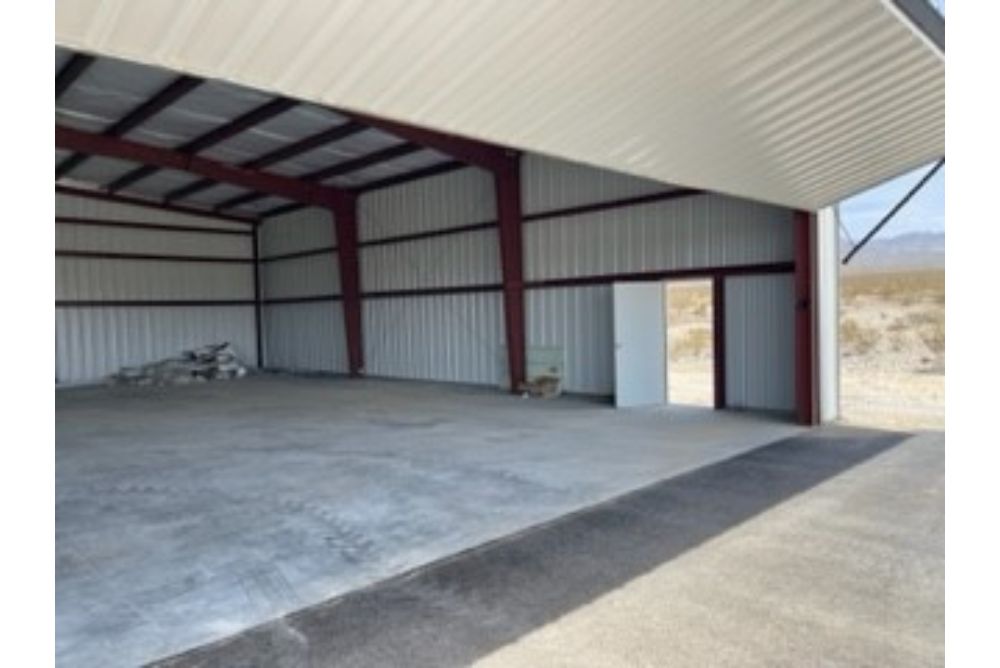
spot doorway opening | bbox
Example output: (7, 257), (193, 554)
(664, 279), (715, 408)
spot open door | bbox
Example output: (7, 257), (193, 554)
(613, 282), (666, 407)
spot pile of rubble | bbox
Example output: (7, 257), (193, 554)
(109, 342), (248, 387)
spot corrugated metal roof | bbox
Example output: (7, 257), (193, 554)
(55, 0), (944, 209)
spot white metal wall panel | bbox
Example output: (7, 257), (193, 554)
(56, 306), (255, 385)
(364, 293), (504, 385)
(526, 286), (614, 395)
(525, 193), (794, 281)
(725, 274), (795, 412)
(817, 206), (841, 423)
(56, 259), (252, 301)
(359, 167), (495, 241)
(55, 192), (257, 385)
(361, 229), (500, 292)
(257, 208), (343, 371)
(522, 152), (666, 214)
(262, 303), (348, 373)
(260, 255), (339, 300)
(56, 192), (249, 231)
(258, 207), (334, 257)
(56, 225), (250, 257)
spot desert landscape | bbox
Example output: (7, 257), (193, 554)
(665, 260), (945, 431)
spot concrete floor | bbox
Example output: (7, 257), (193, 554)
(56, 374), (800, 667)
(157, 427), (944, 668)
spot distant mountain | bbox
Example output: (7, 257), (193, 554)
(841, 231), (944, 271)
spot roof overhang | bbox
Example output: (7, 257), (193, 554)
(55, 0), (944, 210)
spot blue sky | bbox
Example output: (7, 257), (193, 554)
(836, 0), (945, 242)
(838, 162), (945, 241)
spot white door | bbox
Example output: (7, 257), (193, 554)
(613, 281), (667, 407)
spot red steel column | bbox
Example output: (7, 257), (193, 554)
(331, 195), (364, 377)
(712, 275), (726, 409)
(495, 154), (527, 392)
(794, 210), (817, 425)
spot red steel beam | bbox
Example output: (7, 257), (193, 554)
(494, 154), (527, 392)
(107, 97), (298, 193)
(217, 141), (424, 212)
(794, 210), (817, 425)
(327, 195), (364, 377)
(167, 121), (368, 202)
(56, 125), (352, 209)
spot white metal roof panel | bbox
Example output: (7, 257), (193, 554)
(230, 195), (294, 215)
(116, 168), (206, 200)
(330, 149), (451, 187)
(59, 155), (144, 186)
(266, 129), (405, 177)
(124, 79), (274, 148)
(180, 182), (253, 207)
(57, 57), (177, 132)
(55, 0), (943, 210)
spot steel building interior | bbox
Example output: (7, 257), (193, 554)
(55, 2), (944, 666)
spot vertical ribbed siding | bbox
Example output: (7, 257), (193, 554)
(359, 167), (495, 241)
(522, 153), (665, 213)
(355, 166), (504, 384)
(55, 193), (256, 385)
(361, 229), (500, 292)
(56, 225), (251, 256)
(262, 302), (348, 373)
(724, 274), (795, 412)
(258, 206), (335, 256)
(526, 286), (614, 395)
(260, 255), (340, 300)
(524, 193), (794, 281)
(56, 260), (253, 301)
(363, 293), (504, 385)
(56, 192), (250, 231)
(257, 207), (344, 371)
(56, 307), (256, 384)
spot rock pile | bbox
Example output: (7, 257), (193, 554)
(109, 342), (248, 386)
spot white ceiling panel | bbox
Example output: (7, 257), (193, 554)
(56, 0), (943, 209)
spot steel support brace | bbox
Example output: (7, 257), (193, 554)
(330, 196), (364, 377)
(712, 275), (726, 410)
(494, 155), (527, 392)
(794, 210), (817, 425)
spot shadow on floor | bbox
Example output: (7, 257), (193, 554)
(153, 426), (908, 668)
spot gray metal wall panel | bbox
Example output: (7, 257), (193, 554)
(260, 254), (340, 300)
(724, 274), (795, 412)
(257, 208), (342, 369)
(526, 286), (614, 395)
(522, 152), (666, 214)
(262, 302), (348, 373)
(363, 293), (504, 385)
(54, 193), (257, 385)
(259, 207), (335, 256)
(524, 193), (794, 281)
(55, 306), (255, 385)
(56, 259), (253, 301)
(360, 229), (501, 292)
(359, 167), (495, 241)
(56, 225), (251, 257)
(56, 192), (249, 231)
